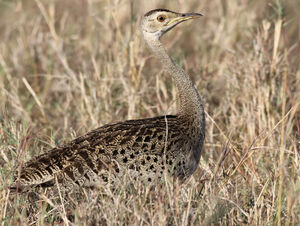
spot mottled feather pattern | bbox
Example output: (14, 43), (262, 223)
(15, 115), (203, 190)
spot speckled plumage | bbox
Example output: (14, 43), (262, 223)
(12, 9), (205, 191)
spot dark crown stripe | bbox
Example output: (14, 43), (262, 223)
(144, 9), (175, 17)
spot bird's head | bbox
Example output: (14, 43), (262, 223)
(141, 9), (202, 40)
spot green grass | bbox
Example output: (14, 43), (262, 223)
(1, 0), (300, 225)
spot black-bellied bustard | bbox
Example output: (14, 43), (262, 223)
(12, 9), (205, 191)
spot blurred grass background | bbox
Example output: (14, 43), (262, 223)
(0, 0), (299, 225)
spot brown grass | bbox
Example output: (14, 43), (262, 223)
(0, 0), (300, 225)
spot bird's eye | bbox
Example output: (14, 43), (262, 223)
(157, 15), (166, 22)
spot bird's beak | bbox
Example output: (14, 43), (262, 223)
(167, 12), (203, 26)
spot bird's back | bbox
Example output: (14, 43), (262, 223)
(13, 115), (203, 191)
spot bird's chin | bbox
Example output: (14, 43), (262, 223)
(157, 23), (183, 39)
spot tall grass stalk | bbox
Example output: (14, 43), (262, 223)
(0, 0), (299, 224)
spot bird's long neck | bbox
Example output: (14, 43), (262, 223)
(144, 34), (204, 124)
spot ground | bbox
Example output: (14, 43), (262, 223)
(0, 0), (299, 225)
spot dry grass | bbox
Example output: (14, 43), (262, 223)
(0, 0), (299, 225)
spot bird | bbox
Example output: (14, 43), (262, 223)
(12, 9), (205, 191)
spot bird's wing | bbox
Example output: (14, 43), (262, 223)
(13, 115), (187, 188)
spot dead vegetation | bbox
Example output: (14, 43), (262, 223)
(0, 0), (299, 225)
